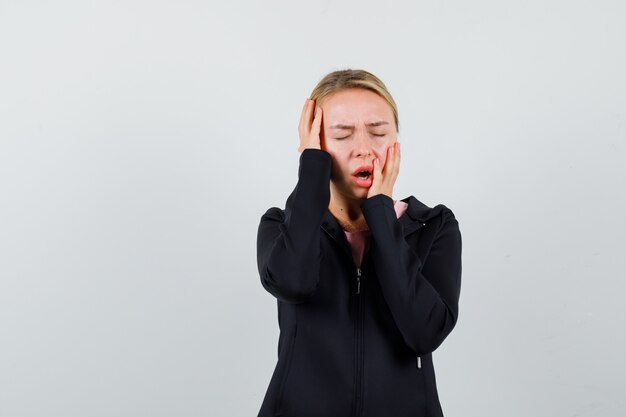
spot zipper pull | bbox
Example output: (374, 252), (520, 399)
(416, 356), (421, 369)
(356, 267), (362, 294)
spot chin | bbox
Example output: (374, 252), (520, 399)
(332, 180), (370, 200)
(353, 188), (370, 199)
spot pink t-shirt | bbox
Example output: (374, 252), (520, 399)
(344, 200), (409, 267)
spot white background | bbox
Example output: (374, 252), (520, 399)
(1, 1), (625, 416)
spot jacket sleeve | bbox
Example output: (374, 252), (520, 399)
(361, 194), (462, 355)
(256, 149), (332, 304)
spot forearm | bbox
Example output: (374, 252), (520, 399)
(361, 194), (462, 354)
(257, 149), (332, 303)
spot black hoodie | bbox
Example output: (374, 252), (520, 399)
(256, 148), (462, 417)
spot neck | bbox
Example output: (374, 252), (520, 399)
(328, 184), (368, 232)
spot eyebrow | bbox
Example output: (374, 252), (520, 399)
(329, 121), (389, 130)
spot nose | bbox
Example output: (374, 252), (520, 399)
(353, 129), (373, 158)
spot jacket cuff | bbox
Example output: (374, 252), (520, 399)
(300, 148), (331, 163)
(360, 193), (394, 213)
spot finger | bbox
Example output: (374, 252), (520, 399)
(298, 99), (308, 131)
(388, 143), (400, 172)
(379, 145), (398, 191)
(373, 157), (382, 184)
(305, 100), (315, 131)
(381, 143), (394, 175)
(395, 142), (401, 173)
(311, 106), (323, 138)
(386, 143), (400, 184)
(298, 99), (314, 135)
(390, 142), (400, 173)
(370, 157), (383, 196)
(388, 142), (399, 170)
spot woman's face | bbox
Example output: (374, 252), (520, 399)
(320, 88), (398, 200)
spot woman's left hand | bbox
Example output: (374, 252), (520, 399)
(367, 142), (400, 199)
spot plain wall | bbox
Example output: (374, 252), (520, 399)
(1, 0), (625, 416)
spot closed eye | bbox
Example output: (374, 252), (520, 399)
(334, 133), (385, 140)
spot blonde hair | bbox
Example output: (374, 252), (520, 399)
(309, 69), (399, 132)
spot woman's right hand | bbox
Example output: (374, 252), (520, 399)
(297, 99), (323, 153)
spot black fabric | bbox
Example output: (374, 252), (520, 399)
(256, 148), (463, 417)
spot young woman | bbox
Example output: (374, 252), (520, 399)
(256, 69), (463, 417)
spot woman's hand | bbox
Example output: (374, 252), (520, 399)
(298, 99), (323, 153)
(367, 142), (400, 199)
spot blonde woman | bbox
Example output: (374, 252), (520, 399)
(256, 69), (463, 417)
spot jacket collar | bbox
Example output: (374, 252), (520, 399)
(316, 195), (443, 260)
(285, 187), (442, 258)
(320, 211), (353, 259)
(398, 195), (444, 235)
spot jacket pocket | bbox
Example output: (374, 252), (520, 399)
(275, 322), (297, 413)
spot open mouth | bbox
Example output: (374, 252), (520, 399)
(355, 170), (371, 180)
(352, 165), (373, 178)
(352, 166), (373, 187)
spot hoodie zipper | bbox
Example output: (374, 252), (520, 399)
(318, 224), (366, 416)
(354, 266), (364, 417)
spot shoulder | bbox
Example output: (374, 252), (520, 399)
(260, 206), (285, 223)
(402, 195), (460, 228)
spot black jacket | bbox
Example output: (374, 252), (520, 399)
(256, 149), (462, 417)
